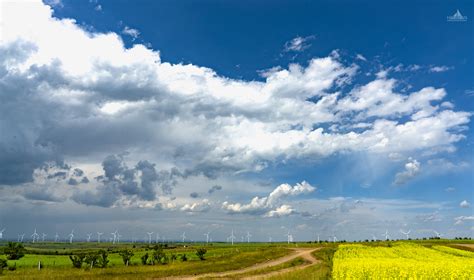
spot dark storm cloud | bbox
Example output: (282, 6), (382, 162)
(72, 168), (84, 177)
(208, 185), (222, 194)
(190, 192), (199, 198)
(68, 178), (79, 186)
(47, 171), (67, 180)
(71, 184), (120, 207)
(23, 188), (64, 202)
(72, 154), (185, 207)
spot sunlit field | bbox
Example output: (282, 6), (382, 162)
(1, 239), (473, 279)
(333, 243), (474, 279)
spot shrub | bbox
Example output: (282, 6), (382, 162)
(196, 248), (207, 260)
(180, 254), (188, 261)
(4, 242), (25, 260)
(141, 253), (149, 265)
(151, 245), (167, 264)
(84, 252), (99, 268)
(69, 253), (86, 268)
(118, 249), (134, 266)
(96, 250), (109, 268)
(0, 258), (7, 269)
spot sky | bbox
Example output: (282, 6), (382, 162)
(0, 0), (472, 242)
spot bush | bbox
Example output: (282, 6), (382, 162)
(141, 253), (149, 265)
(0, 258), (7, 269)
(180, 254), (188, 261)
(196, 248), (207, 260)
(4, 242), (25, 260)
(84, 252), (99, 268)
(118, 249), (134, 266)
(69, 253), (86, 268)
(96, 250), (109, 268)
(151, 245), (167, 264)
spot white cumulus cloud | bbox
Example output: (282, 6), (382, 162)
(394, 158), (421, 185)
(222, 181), (315, 217)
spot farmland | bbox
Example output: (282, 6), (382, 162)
(333, 243), (474, 279)
(0, 240), (473, 279)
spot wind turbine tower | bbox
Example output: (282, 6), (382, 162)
(31, 228), (39, 243)
(204, 232), (210, 244)
(181, 232), (186, 243)
(286, 231), (293, 244)
(97, 232), (103, 243)
(246, 231), (252, 243)
(68, 230), (74, 244)
(228, 230), (236, 245)
(147, 232), (153, 244)
(0, 228), (5, 239)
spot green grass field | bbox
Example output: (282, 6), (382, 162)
(0, 239), (472, 279)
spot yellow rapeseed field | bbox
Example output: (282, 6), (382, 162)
(333, 243), (474, 279)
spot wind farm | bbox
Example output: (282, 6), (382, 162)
(0, 227), (472, 279)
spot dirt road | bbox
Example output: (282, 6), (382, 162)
(161, 248), (320, 280)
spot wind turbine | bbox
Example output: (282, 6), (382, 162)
(400, 229), (411, 239)
(111, 230), (118, 244)
(382, 230), (390, 240)
(155, 233), (160, 243)
(181, 232), (186, 243)
(246, 231), (252, 243)
(146, 232), (153, 244)
(228, 230), (236, 245)
(86, 233), (92, 242)
(433, 230), (442, 238)
(286, 231), (293, 244)
(332, 234), (338, 243)
(269, 236), (272, 243)
(18, 233), (25, 242)
(31, 228), (39, 243)
(204, 232), (210, 244)
(0, 228), (5, 239)
(117, 233), (122, 243)
(97, 232), (103, 243)
(68, 230), (74, 244)
(54, 233), (59, 242)
(317, 234), (320, 243)
(41, 233), (47, 242)
(372, 234), (377, 242)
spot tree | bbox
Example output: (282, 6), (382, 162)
(0, 258), (7, 269)
(180, 254), (188, 261)
(69, 253), (86, 268)
(151, 246), (167, 264)
(118, 249), (134, 266)
(4, 242), (25, 260)
(141, 253), (149, 265)
(195, 248), (207, 260)
(84, 252), (99, 268)
(96, 250), (109, 268)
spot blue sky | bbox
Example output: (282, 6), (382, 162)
(0, 0), (472, 242)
